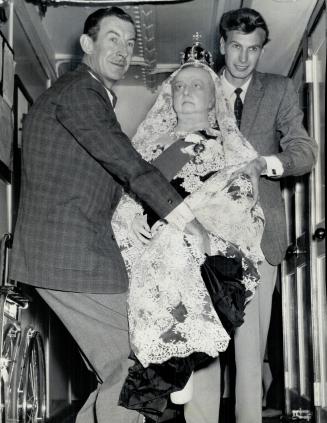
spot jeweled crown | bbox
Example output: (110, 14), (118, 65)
(180, 32), (213, 68)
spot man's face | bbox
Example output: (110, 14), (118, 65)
(82, 16), (136, 88)
(220, 28), (265, 86)
(172, 67), (215, 116)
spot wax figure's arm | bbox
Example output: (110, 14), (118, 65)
(55, 75), (193, 224)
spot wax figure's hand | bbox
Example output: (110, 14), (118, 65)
(224, 157), (267, 208)
(184, 219), (211, 255)
(132, 214), (152, 244)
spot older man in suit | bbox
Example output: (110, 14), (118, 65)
(10, 7), (207, 423)
(218, 8), (317, 423)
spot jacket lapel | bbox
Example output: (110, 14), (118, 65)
(241, 71), (264, 137)
(76, 63), (118, 108)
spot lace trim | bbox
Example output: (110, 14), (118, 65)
(128, 224), (230, 367)
(111, 195), (144, 275)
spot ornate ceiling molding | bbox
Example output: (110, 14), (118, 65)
(25, 0), (192, 17)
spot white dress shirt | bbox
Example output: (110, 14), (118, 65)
(221, 71), (284, 177)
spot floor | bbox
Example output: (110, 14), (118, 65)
(52, 399), (283, 423)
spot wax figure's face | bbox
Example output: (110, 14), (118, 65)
(171, 67), (215, 116)
(80, 16), (136, 88)
(220, 28), (265, 86)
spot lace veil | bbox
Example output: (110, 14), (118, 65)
(132, 62), (257, 166)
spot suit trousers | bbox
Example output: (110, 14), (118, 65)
(36, 288), (143, 423)
(234, 260), (277, 423)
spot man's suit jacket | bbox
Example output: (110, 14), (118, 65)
(240, 71), (317, 265)
(10, 64), (183, 293)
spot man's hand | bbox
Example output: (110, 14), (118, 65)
(131, 214), (152, 245)
(184, 218), (211, 255)
(224, 157), (267, 208)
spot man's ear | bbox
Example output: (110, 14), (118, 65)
(80, 34), (94, 55)
(219, 37), (226, 55)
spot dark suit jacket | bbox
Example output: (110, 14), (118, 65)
(10, 64), (183, 293)
(240, 71), (317, 265)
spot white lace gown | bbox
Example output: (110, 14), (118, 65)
(112, 127), (265, 368)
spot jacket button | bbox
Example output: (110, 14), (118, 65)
(168, 199), (173, 204)
(111, 235), (116, 241)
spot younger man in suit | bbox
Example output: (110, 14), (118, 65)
(10, 7), (207, 423)
(218, 7), (317, 423)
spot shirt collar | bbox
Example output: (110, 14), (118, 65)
(221, 69), (252, 99)
(88, 70), (117, 108)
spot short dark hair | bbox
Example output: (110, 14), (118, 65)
(83, 7), (136, 41)
(219, 8), (270, 46)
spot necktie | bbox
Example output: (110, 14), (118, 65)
(234, 88), (243, 129)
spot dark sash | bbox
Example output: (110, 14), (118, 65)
(151, 138), (194, 181)
(151, 128), (219, 181)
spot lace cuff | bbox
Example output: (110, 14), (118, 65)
(165, 202), (194, 230)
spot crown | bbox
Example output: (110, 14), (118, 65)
(180, 32), (214, 67)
